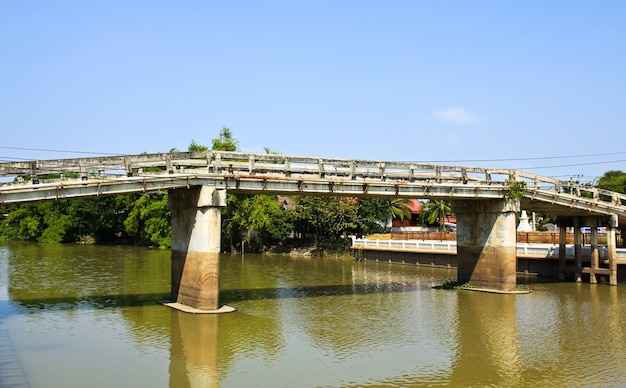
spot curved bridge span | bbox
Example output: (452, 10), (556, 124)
(1, 150), (625, 217)
(2, 151), (625, 312)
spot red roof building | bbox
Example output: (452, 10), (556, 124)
(391, 199), (456, 228)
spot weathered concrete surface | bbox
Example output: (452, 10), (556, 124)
(452, 199), (518, 291)
(169, 186), (228, 311)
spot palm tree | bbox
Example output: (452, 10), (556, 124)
(420, 200), (453, 231)
(390, 198), (413, 222)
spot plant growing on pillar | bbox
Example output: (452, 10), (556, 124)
(504, 179), (526, 202)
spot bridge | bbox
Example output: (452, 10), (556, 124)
(1, 151), (626, 312)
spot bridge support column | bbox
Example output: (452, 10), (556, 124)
(574, 218), (582, 282)
(168, 186), (232, 313)
(608, 215), (618, 286)
(451, 199), (517, 291)
(588, 217), (599, 284)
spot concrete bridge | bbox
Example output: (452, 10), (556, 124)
(1, 151), (626, 312)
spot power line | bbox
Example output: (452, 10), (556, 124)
(1, 145), (624, 179)
(0, 146), (120, 156)
(4, 145), (626, 163)
(415, 151), (626, 164)
(520, 159), (626, 170)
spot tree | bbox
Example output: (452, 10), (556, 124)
(2, 204), (43, 241)
(123, 192), (171, 248)
(390, 198), (413, 223)
(356, 198), (394, 233)
(420, 200), (453, 231)
(212, 126), (239, 151)
(293, 196), (359, 243)
(188, 140), (208, 152)
(223, 194), (294, 252)
(597, 170), (626, 194)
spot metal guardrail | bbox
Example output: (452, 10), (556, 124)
(351, 238), (626, 260)
(1, 151), (625, 215)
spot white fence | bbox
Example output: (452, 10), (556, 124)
(351, 237), (626, 261)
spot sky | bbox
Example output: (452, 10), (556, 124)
(1, 1), (625, 184)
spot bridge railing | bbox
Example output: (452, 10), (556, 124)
(351, 238), (626, 260)
(1, 151), (625, 207)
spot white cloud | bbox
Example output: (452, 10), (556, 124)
(432, 108), (480, 124)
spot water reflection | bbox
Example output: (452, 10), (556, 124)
(449, 292), (521, 386)
(170, 312), (219, 388)
(3, 243), (626, 387)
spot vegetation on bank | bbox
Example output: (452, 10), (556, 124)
(1, 128), (624, 253)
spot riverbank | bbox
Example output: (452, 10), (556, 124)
(266, 237), (353, 257)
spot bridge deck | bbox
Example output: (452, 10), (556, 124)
(1, 151), (625, 224)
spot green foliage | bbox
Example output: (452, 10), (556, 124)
(504, 179), (527, 201)
(597, 170), (626, 194)
(39, 214), (73, 243)
(292, 196), (391, 242)
(188, 140), (209, 152)
(5, 205), (42, 240)
(0, 195), (136, 244)
(357, 198), (393, 232)
(390, 198), (412, 222)
(67, 196), (130, 243)
(212, 126), (239, 151)
(420, 200), (453, 231)
(222, 194), (293, 252)
(124, 192), (171, 248)
(293, 196), (358, 240)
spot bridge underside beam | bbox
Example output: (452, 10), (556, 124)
(169, 186), (229, 312)
(0, 174), (506, 204)
(452, 199), (518, 291)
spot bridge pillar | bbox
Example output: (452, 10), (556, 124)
(588, 217), (599, 284)
(451, 199), (517, 291)
(607, 214), (618, 286)
(168, 186), (231, 312)
(574, 218), (582, 282)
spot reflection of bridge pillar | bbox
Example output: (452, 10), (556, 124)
(169, 312), (219, 387)
(169, 186), (226, 311)
(449, 292), (521, 385)
(451, 199), (517, 291)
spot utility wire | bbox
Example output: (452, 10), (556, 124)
(520, 159), (626, 170)
(0, 146), (120, 156)
(2, 146), (624, 180)
(4, 145), (626, 163)
(414, 151), (626, 164)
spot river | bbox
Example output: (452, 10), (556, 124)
(1, 242), (625, 387)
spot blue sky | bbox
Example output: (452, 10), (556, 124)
(1, 1), (625, 183)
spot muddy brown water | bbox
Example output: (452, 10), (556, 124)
(1, 242), (625, 387)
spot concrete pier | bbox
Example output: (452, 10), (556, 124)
(168, 186), (232, 312)
(452, 199), (518, 291)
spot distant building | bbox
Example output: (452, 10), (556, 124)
(391, 199), (456, 232)
(391, 199), (423, 228)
